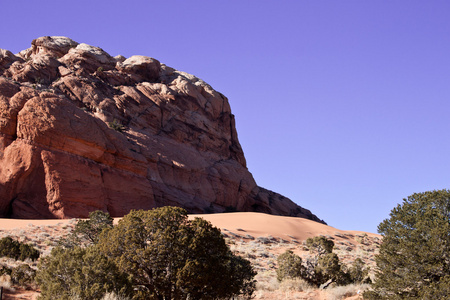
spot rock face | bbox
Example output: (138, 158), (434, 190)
(0, 36), (324, 223)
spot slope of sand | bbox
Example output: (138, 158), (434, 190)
(0, 212), (378, 240)
(189, 212), (379, 240)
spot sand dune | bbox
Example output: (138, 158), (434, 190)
(0, 212), (378, 241)
(190, 212), (378, 240)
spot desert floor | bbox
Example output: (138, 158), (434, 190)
(0, 212), (380, 299)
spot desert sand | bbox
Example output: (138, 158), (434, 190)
(189, 212), (378, 240)
(0, 212), (377, 240)
(0, 212), (378, 240)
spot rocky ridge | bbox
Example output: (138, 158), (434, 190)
(0, 36), (324, 223)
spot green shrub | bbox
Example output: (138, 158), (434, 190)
(36, 247), (131, 300)
(60, 210), (113, 248)
(0, 237), (39, 261)
(315, 253), (342, 284)
(39, 207), (255, 299)
(348, 258), (371, 284)
(277, 236), (368, 288)
(276, 250), (304, 281)
(107, 119), (125, 132)
(18, 243), (40, 261)
(0, 237), (19, 259)
(0, 265), (12, 276)
(305, 236), (334, 255)
(364, 190), (450, 299)
(11, 264), (36, 288)
(98, 207), (256, 299)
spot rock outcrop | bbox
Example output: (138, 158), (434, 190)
(0, 36), (324, 223)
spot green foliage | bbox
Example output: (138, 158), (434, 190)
(315, 253), (342, 284)
(302, 236), (344, 286)
(11, 264), (36, 288)
(0, 265), (12, 276)
(276, 250), (304, 281)
(19, 243), (40, 261)
(277, 236), (367, 288)
(98, 206), (256, 299)
(108, 119), (125, 132)
(61, 210), (113, 247)
(0, 236), (40, 261)
(348, 258), (371, 284)
(36, 246), (131, 300)
(0, 237), (20, 259)
(306, 236), (334, 255)
(365, 190), (450, 299)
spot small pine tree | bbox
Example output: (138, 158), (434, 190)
(276, 250), (304, 281)
(315, 252), (342, 284)
(348, 258), (370, 284)
(365, 190), (450, 299)
(97, 207), (256, 299)
(0, 236), (40, 261)
(305, 236), (334, 255)
(60, 210), (113, 248)
(36, 247), (131, 300)
(18, 243), (40, 261)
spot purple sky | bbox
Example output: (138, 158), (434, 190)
(3, 1), (450, 233)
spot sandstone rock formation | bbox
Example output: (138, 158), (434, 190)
(0, 36), (324, 223)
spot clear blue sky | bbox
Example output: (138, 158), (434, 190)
(3, 1), (450, 233)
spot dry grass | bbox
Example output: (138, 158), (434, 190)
(0, 274), (14, 291)
(324, 283), (370, 299)
(278, 278), (314, 293)
(101, 292), (131, 300)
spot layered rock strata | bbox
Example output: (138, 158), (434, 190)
(0, 36), (324, 223)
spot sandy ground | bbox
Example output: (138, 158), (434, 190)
(0, 212), (378, 239)
(189, 212), (378, 240)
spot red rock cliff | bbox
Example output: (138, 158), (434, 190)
(0, 36), (324, 223)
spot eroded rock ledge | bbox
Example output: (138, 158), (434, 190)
(0, 36), (324, 223)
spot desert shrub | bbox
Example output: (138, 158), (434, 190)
(365, 190), (450, 299)
(276, 250), (304, 281)
(98, 206), (256, 299)
(60, 210), (113, 248)
(0, 236), (39, 261)
(302, 236), (347, 286)
(306, 236), (334, 255)
(315, 252), (343, 284)
(355, 233), (369, 244)
(36, 246), (131, 300)
(277, 236), (367, 288)
(0, 237), (20, 260)
(18, 243), (40, 261)
(0, 265), (12, 276)
(108, 119), (125, 132)
(11, 264), (36, 288)
(348, 258), (371, 284)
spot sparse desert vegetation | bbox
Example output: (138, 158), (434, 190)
(0, 190), (449, 299)
(0, 210), (379, 299)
